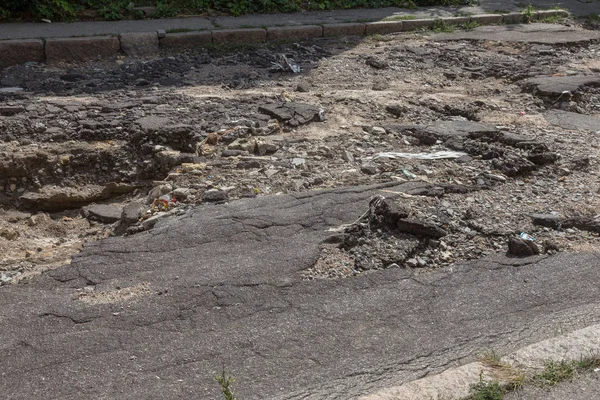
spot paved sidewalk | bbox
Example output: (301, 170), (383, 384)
(0, 0), (599, 41)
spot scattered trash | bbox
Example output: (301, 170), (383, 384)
(519, 232), (536, 241)
(370, 151), (467, 160)
(41, 19), (51, 23)
(151, 194), (177, 212)
(270, 54), (301, 73)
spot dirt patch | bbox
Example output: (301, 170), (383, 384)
(76, 282), (152, 304)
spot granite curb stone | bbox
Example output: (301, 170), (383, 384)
(322, 23), (366, 37)
(365, 21), (404, 35)
(470, 14), (503, 24)
(0, 10), (573, 67)
(45, 36), (120, 63)
(401, 18), (437, 31)
(266, 25), (323, 41)
(0, 39), (45, 68)
(119, 31), (159, 57)
(212, 28), (266, 44)
(159, 31), (213, 49)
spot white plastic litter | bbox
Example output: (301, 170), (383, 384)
(370, 151), (467, 160)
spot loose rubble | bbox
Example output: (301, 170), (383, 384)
(2, 25), (600, 284)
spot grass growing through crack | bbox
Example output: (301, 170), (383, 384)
(540, 15), (562, 23)
(461, 20), (480, 30)
(532, 355), (600, 387)
(466, 374), (504, 400)
(432, 18), (454, 33)
(216, 367), (237, 400)
(478, 350), (525, 391)
(521, 3), (536, 23)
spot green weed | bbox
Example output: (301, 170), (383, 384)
(461, 20), (480, 30)
(216, 367), (237, 400)
(522, 3), (536, 23)
(432, 18), (454, 33)
(466, 374), (504, 400)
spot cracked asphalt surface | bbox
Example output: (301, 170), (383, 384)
(3, 19), (600, 399)
(2, 182), (600, 399)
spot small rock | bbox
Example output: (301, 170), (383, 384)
(172, 188), (196, 200)
(292, 180), (307, 191)
(0, 106), (25, 116)
(507, 237), (540, 257)
(562, 216), (600, 234)
(203, 190), (228, 203)
(406, 258), (418, 268)
(181, 163), (206, 173)
(341, 150), (354, 163)
(369, 126), (387, 135)
(366, 57), (388, 69)
(292, 158), (306, 167)
(531, 213), (561, 229)
(255, 138), (279, 156)
(0, 227), (19, 241)
(222, 149), (246, 157)
(147, 184), (172, 203)
(228, 138), (256, 153)
(543, 240), (560, 253)
(372, 198), (409, 226)
(121, 201), (147, 224)
(361, 165), (379, 175)
(142, 212), (166, 230)
(296, 82), (311, 92)
(82, 204), (122, 223)
(528, 152), (559, 165)
(396, 219), (447, 238)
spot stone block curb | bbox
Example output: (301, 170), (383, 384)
(401, 18), (437, 31)
(119, 32), (159, 57)
(323, 23), (366, 37)
(266, 25), (323, 41)
(536, 9), (570, 20)
(441, 16), (470, 26)
(45, 36), (120, 64)
(470, 14), (503, 25)
(0, 9), (572, 68)
(0, 39), (45, 69)
(212, 28), (266, 44)
(365, 21), (404, 35)
(503, 12), (526, 24)
(159, 31), (213, 50)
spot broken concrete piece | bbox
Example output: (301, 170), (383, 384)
(396, 219), (447, 238)
(19, 183), (138, 211)
(82, 204), (122, 223)
(258, 102), (325, 127)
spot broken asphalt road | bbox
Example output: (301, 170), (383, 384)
(2, 182), (600, 399)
